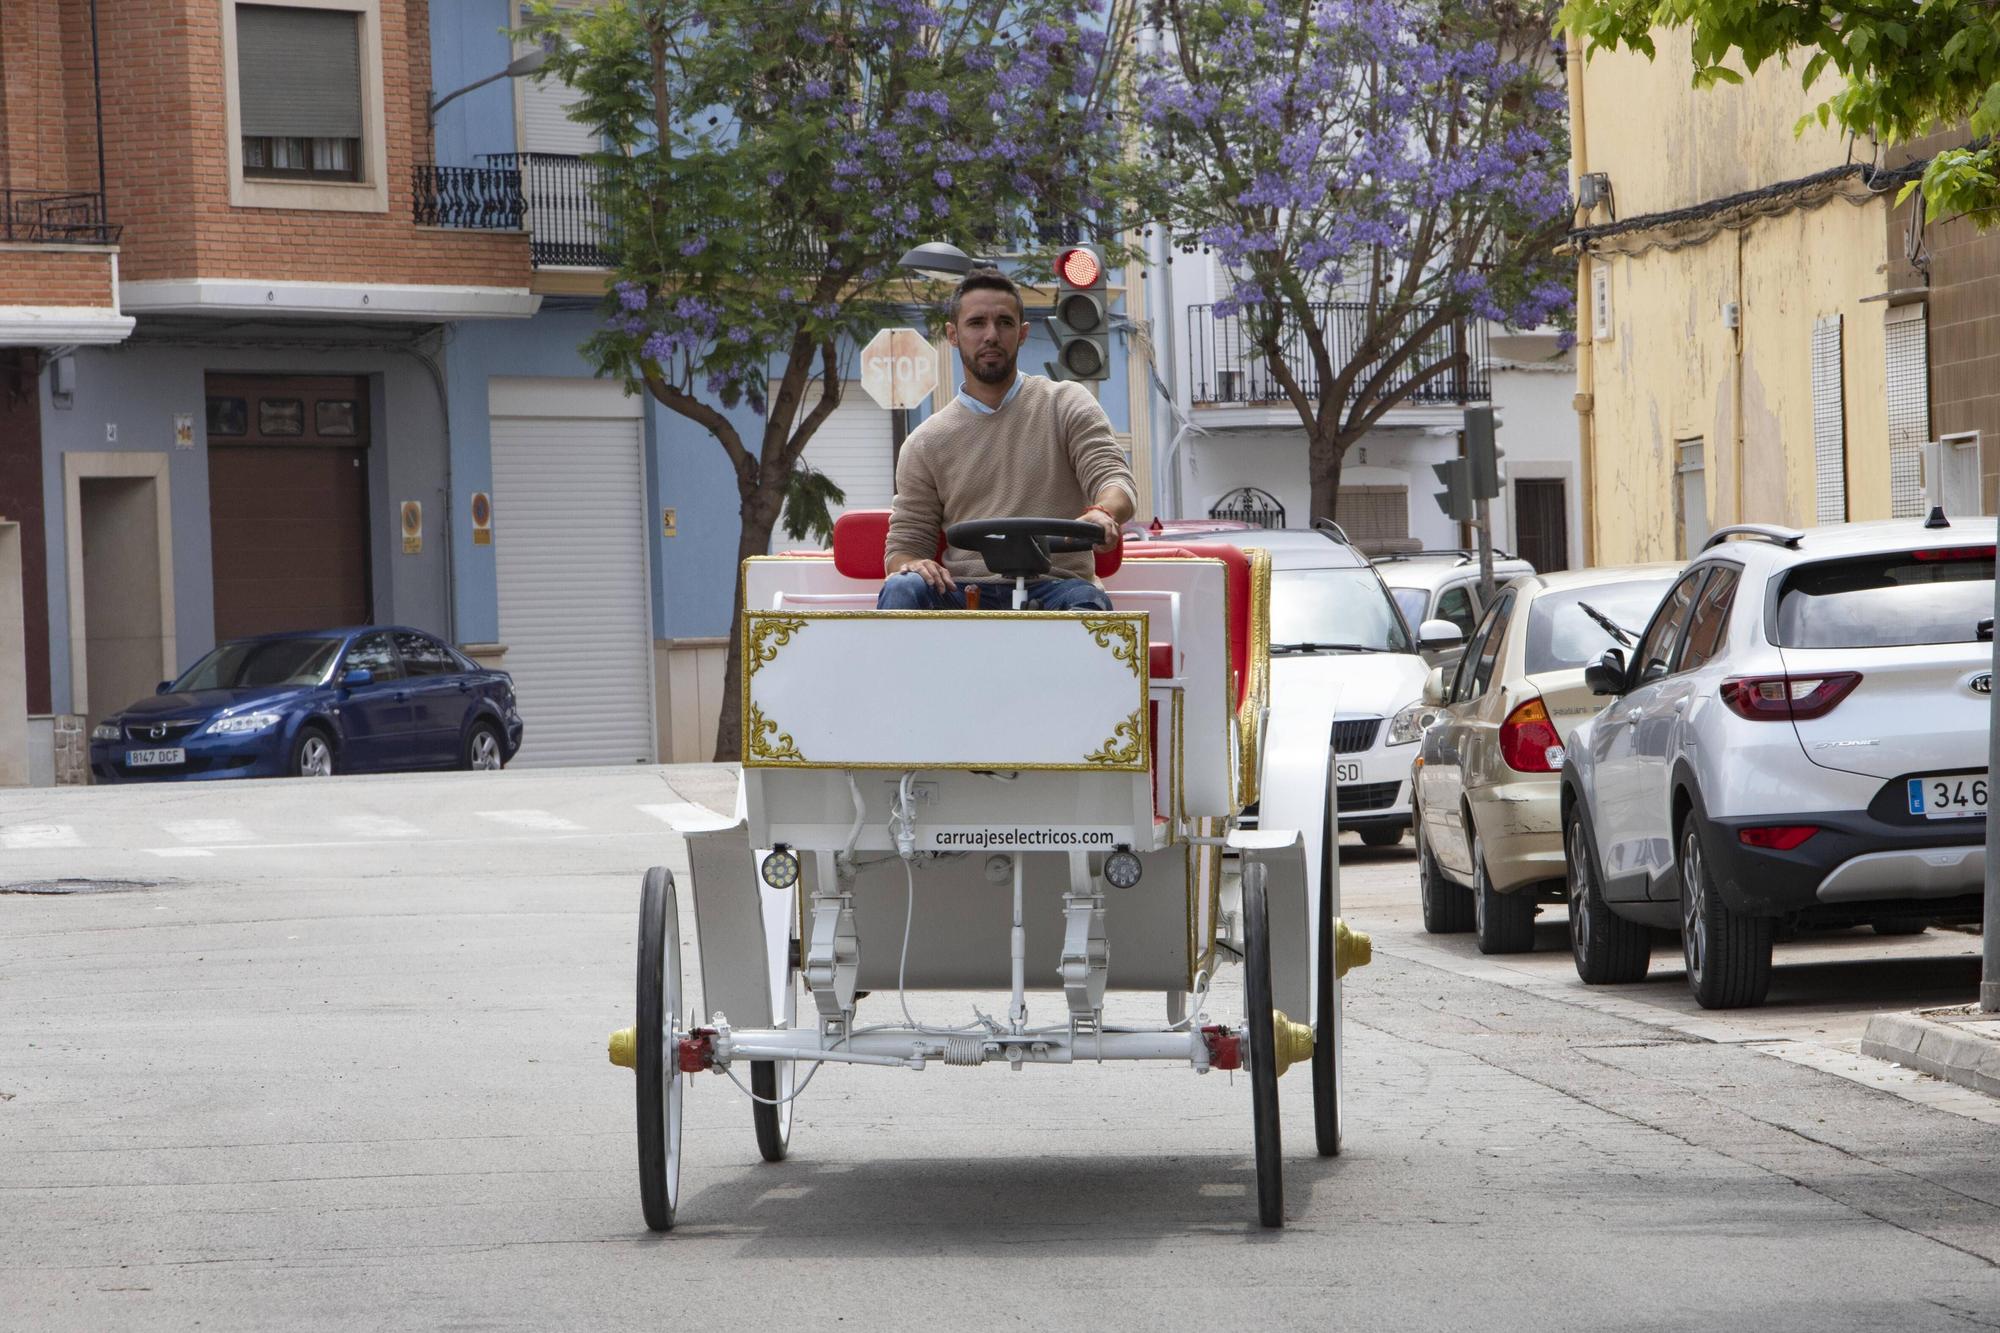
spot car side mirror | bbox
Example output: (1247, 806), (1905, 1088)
(1421, 665), (1448, 708)
(340, 668), (373, 689)
(1417, 618), (1464, 653)
(156, 680), (173, 695)
(1584, 648), (1628, 696)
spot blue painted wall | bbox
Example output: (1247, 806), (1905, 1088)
(429, 0), (520, 167)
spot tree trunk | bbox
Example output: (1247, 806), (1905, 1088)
(711, 494), (785, 763)
(1307, 429), (1347, 527)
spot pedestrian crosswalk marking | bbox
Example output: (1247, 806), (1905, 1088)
(162, 819), (256, 844)
(475, 810), (584, 832)
(334, 815), (424, 839)
(147, 847), (215, 858)
(1, 824), (80, 849)
(637, 802), (734, 832)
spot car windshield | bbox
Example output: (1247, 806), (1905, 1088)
(1524, 578), (1675, 674)
(172, 636), (343, 691)
(1389, 586), (1429, 630)
(1775, 549), (1996, 648)
(1270, 569), (1412, 652)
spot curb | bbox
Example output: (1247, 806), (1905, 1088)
(1859, 1009), (2000, 1099)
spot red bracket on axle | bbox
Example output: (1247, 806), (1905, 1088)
(677, 1030), (716, 1074)
(1201, 1024), (1241, 1072)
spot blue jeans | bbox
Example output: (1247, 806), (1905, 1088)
(876, 571), (1112, 611)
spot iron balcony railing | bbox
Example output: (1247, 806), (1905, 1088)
(483, 152), (609, 267)
(411, 163), (526, 232)
(2, 189), (118, 244)
(1187, 302), (1489, 409)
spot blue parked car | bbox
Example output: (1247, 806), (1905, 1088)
(89, 627), (524, 782)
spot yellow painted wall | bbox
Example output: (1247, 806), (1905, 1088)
(1579, 32), (1896, 563)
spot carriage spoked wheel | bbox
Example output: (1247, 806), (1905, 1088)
(751, 933), (800, 1162)
(1241, 862), (1284, 1228)
(636, 866), (685, 1231)
(1312, 787), (1341, 1158)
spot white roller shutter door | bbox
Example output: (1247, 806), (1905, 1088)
(491, 411), (655, 767)
(772, 386), (895, 552)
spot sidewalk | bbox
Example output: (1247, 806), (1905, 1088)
(1862, 1005), (2000, 1099)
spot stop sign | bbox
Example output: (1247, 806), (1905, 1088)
(860, 327), (938, 411)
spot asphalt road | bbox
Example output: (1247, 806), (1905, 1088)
(4, 766), (1999, 1331)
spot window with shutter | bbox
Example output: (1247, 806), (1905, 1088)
(238, 5), (363, 181)
(1811, 315), (1847, 524)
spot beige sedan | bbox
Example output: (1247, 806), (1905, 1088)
(1411, 564), (1679, 954)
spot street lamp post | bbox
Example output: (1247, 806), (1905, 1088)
(429, 48), (551, 124)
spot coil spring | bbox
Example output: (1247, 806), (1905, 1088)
(943, 1034), (986, 1066)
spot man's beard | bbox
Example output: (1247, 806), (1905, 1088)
(966, 344), (1017, 385)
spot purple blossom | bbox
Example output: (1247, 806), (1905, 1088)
(615, 280), (647, 313)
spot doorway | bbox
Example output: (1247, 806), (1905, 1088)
(64, 453), (176, 733)
(1513, 477), (1569, 572)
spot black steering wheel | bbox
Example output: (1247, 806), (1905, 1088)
(944, 516), (1104, 581)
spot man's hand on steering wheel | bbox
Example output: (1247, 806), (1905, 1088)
(1079, 504), (1120, 550)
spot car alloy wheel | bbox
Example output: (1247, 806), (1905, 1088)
(1568, 817), (1594, 964)
(1680, 824), (1707, 984)
(469, 728), (503, 771)
(297, 734), (334, 777)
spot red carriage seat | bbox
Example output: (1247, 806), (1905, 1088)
(1122, 543), (1255, 713)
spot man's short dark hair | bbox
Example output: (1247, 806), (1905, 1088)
(948, 267), (1025, 325)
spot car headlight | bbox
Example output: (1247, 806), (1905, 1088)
(205, 712), (282, 736)
(91, 722), (121, 742)
(1387, 699), (1437, 746)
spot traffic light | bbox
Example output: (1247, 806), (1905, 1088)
(1465, 406), (1502, 500)
(1433, 457), (1474, 522)
(1050, 245), (1110, 381)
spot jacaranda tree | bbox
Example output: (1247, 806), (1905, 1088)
(1129, 0), (1574, 524)
(524, 0), (1129, 759)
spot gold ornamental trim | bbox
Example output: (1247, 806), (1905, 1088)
(1086, 708), (1146, 767)
(747, 616), (808, 675)
(1082, 617), (1144, 679)
(1237, 547), (1273, 811)
(745, 699), (805, 764)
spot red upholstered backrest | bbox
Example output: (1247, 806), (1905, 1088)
(830, 508), (1123, 580)
(1124, 542), (1255, 712)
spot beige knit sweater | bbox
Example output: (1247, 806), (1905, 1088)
(885, 375), (1137, 583)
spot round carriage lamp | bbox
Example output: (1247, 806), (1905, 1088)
(761, 846), (801, 891)
(1103, 848), (1144, 890)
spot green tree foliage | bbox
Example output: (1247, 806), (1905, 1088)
(522, 0), (1128, 759)
(1563, 0), (2000, 222)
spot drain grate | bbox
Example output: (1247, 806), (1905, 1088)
(0, 878), (161, 895)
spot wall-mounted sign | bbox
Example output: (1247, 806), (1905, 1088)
(662, 507), (677, 538)
(173, 413), (194, 449)
(401, 500), (423, 555)
(471, 491), (492, 546)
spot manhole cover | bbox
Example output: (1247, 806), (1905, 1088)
(0, 878), (160, 895)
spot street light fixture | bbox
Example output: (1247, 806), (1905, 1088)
(897, 241), (977, 278)
(429, 47), (551, 123)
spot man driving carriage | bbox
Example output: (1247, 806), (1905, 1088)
(876, 267), (1137, 611)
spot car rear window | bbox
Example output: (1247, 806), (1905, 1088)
(1775, 549), (1995, 648)
(1523, 578), (1675, 675)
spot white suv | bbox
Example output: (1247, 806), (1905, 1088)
(1561, 518), (1993, 1008)
(1135, 526), (1461, 845)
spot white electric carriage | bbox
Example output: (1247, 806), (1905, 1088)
(607, 512), (1372, 1228)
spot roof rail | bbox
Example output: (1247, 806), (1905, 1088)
(1703, 523), (1804, 551)
(1371, 548), (1519, 564)
(1312, 518), (1352, 544)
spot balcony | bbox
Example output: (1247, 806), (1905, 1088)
(483, 153), (608, 267)
(410, 163), (526, 232)
(1187, 302), (1489, 411)
(3, 189), (118, 245)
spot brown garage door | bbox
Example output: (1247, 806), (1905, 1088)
(206, 374), (372, 641)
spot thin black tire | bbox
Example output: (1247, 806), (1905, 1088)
(751, 941), (799, 1161)
(1872, 919), (1927, 937)
(1418, 820), (1474, 934)
(1242, 865), (1283, 1228)
(462, 719), (504, 771)
(1312, 789), (1340, 1157)
(290, 726), (335, 778)
(1566, 803), (1650, 984)
(1472, 826), (1536, 954)
(1679, 817), (1772, 1009)
(1359, 824), (1403, 848)
(636, 866), (684, 1231)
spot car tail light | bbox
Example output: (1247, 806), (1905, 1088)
(1498, 696), (1565, 773)
(1719, 672), (1861, 721)
(1738, 825), (1820, 851)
